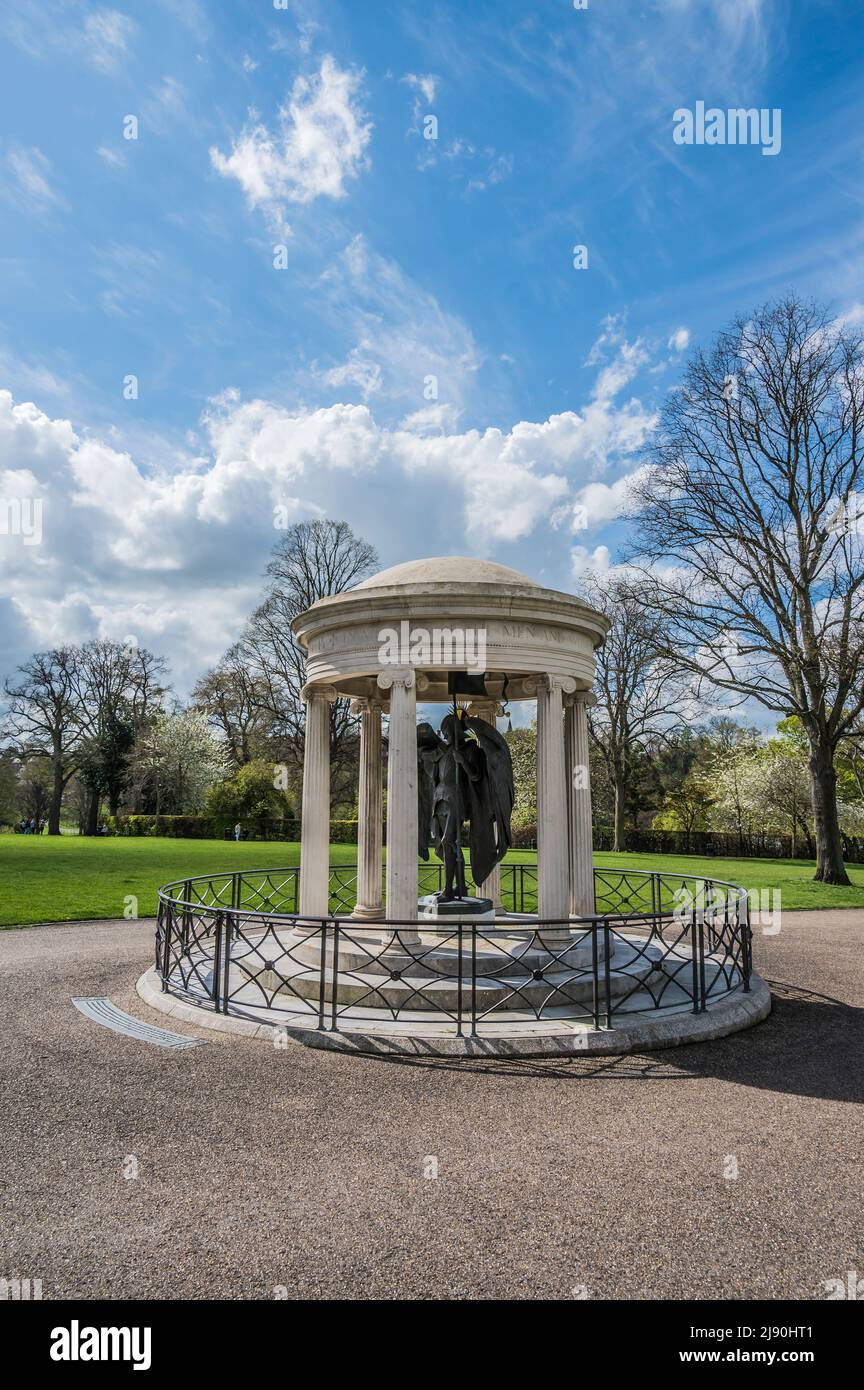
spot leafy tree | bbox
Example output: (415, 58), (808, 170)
(17, 756), (52, 829)
(505, 725), (537, 827)
(0, 750), (18, 826)
(207, 758), (292, 825)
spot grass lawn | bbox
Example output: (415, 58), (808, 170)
(2, 834), (864, 927)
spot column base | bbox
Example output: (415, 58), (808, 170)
(350, 903), (385, 921)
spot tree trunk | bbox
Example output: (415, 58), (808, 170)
(85, 788), (100, 836)
(808, 740), (851, 884)
(49, 752), (64, 836)
(613, 780), (626, 853)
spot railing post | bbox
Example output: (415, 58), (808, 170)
(698, 914), (706, 1012)
(603, 920), (612, 1028)
(181, 882), (191, 951)
(456, 923), (464, 1037)
(470, 923), (477, 1037)
(330, 920), (340, 1033)
(221, 908), (232, 1014)
(741, 892), (752, 993)
(690, 905), (700, 1014)
(159, 900), (172, 992)
(317, 922), (328, 1030)
(212, 910), (224, 1012)
(590, 922), (600, 1031)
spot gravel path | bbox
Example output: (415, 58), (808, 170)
(2, 911), (862, 1300)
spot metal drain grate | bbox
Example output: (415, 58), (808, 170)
(71, 997), (207, 1048)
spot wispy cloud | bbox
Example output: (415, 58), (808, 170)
(4, 145), (65, 215)
(82, 8), (136, 73)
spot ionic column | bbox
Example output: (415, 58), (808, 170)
(350, 697), (384, 919)
(565, 691), (597, 917)
(377, 669), (419, 936)
(299, 684), (337, 924)
(531, 674), (576, 943)
(468, 700), (504, 913)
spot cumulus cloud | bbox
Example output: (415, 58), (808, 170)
(571, 465), (653, 531)
(210, 56), (372, 235)
(0, 327), (658, 686)
(668, 326), (690, 352)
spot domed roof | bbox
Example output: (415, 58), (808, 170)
(353, 556), (541, 591)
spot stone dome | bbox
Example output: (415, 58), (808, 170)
(353, 556), (541, 591)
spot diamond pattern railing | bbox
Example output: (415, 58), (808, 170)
(156, 865), (751, 1031)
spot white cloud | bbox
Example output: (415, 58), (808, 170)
(0, 341), (659, 686)
(210, 55), (372, 235)
(571, 544), (612, 579)
(668, 326), (690, 352)
(571, 466), (653, 531)
(403, 72), (438, 105)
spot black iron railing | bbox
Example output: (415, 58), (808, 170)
(155, 865), (752, 1036)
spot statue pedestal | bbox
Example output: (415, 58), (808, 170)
(418, 894), (495, 924)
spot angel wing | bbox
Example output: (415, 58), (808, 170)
(463, 716), (514, 886)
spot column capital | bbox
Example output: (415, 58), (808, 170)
(376, 669), (428, 693)
(564, 689), (598, 709)
(301, 681), (338, 703)
(349, 695), (385, 715)
(523, 674), (577, 697)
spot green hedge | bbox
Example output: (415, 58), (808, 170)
(104, 815), (361, 842)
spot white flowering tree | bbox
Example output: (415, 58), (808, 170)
(132, 710), (227, 822)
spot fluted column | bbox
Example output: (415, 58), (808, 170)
(299, 683), (336, 924)
(532, 674), (576, 943)
(565, 691), (597, 917)
(350, 697), (384, 919)
(377, 669), (419, 937)
(468, 699), (503, 913)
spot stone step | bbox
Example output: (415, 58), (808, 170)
(236, 952), (661, 1012)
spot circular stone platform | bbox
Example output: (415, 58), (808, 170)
(137, 959), (771, 1058)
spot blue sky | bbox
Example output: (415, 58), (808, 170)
(1, 0), (863, 695)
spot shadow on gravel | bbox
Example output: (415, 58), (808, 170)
(352, 981), (864, 1102)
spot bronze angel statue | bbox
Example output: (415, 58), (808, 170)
(416, 709), (514, 901)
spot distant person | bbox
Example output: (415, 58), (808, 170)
(234, 822), (242, 842)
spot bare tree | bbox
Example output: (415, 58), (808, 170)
(3, 648), (82, 834)
(237, 520), (377, 808)
(3, 641), (168, 835)
(629, 295), (864, 883)
(582, 575), (689, 851)
(192, 644), (269, 767)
